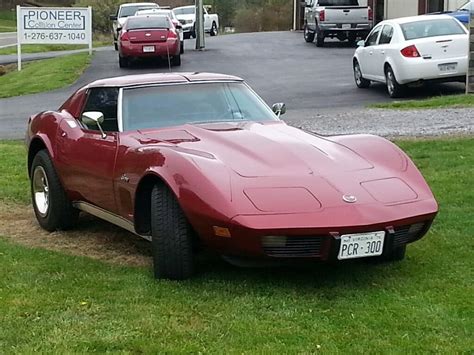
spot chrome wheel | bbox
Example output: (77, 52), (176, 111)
(33, 166), (49, 217)
(354, 63), (362, 85)
(386, 70), (395, 96)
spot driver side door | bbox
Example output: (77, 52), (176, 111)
(358, 25), (382, 80)
(55, 87), (120, 213)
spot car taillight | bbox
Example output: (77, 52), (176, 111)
(120, 32), (129, 41)
(319, 10), (325, 22)
(167, 29), (177, 39)
(401, 45), (420, 58)
(368, 7), (373, 22)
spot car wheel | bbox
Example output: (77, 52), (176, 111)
(114, 42), (118, 51)
(183, 32), (190, 40)
(31, 150), (78, 232)
(180, 41), (184, 54)
(385, 65), (404, 98)
(210, 22), (218, 36)
(304, 24), (315, 43)
(118, 55), (129, 68)
(315, 29), (325, 47)
(172, 54), (181, 66)
(191, 24), (196, 38)
(353, 60), (370, 88)
(151, 184), (195, 280)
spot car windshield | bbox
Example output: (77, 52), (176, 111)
(318, 0), (359, 6)
(400, 19), (466, 40)
(119, 5), (158, 18)
(173, 7), (195, 15)
(121, 82), (278, 131)
(126, 16), (170, 30)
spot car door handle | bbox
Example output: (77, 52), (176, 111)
(381, 50), (385, 55)
(369, 51), (374, 55)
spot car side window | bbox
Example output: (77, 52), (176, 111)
(379, 25), (394, 45)
(366, 26), (382, 47)
(82, 88), (119, 132)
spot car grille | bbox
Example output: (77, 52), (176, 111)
(392, 223), (426, 247)
(262, 236), (324, 258)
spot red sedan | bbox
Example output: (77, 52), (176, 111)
(118, 15), (181, 68)
(26, 73), (438, 280)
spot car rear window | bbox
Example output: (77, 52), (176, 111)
(126, 16), (170, 30)
(318, 0), (359, 6)
(400, 19), (466, 40)
(120, 5), (158, 18)
(173, 7), (195, 15)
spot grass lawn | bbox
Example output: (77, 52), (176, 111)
(0, 36), (113, 55)
(0, 52), (91, 98)
(0, 9), (16, 32)
(370, 94), (474, 110)
(0, 138), (473, 352)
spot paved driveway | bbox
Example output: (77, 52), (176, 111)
(0, 31), (466, 139)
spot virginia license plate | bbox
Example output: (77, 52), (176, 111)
(143, 46), (155, 53)
(338, 231), (385, 260)
(438, 63), (457, 72)
(342, 24), (351, 30)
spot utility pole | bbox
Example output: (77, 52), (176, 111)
(467, 11), (474, 93)
(195, 0), (205, 50)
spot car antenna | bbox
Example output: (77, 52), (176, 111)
(166, 33), (171, 72)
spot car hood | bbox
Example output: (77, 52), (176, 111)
(137, 121), (374, 178)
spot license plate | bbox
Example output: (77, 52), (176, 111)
(143, 46), (155, 53)
(439, 63), (457, 72)
(342, 24), (351, 30)
(338, 231), (385, 260)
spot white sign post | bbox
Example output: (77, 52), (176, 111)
(16, 6), (92, 71)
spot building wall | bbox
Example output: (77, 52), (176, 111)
(385, 0), (419, 19)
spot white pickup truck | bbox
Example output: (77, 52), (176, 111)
(303, 0), (373, 47)
(173, 5), (219, 39)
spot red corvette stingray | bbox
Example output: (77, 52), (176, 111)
(26, 73), (438, 280)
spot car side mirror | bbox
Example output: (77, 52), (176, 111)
(272, 103), (286, 117)
(82, 111), (106, 138)
(110, 15), (117, 20)
(357, 40), (365, 47)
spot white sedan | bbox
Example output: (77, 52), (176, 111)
(135, 8), (185, 54)
(353, 15), (469, 98)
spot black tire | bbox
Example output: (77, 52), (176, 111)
(190, 24), (196, 39)
(385, 65), (404, 98)
(180, 41), (184, 54)
(304, 24), (315, 43)
(114, 42), (118, 51)
(315, 28), (325, 47)
(118, 55), (129, 68)
(210, 22), (218, 36)
(183, 32), (191, 40)
(151, 184), (195, 280)
(30, 150), (78, 232)
(172, 54), (181, 66)
(353, 60), (371, 88)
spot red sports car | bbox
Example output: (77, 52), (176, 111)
(26, 73), (438, 280)
(118, 15), (181, 68)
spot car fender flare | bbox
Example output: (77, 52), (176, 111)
(27, 134), (56, 177)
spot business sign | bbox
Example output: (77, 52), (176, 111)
(16, 6), (92, 70)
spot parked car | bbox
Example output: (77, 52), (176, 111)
(353, 15), (469, 98)
(110, 2), (159, 51)
(117, 15), (181, 68)
(445, 0), (473, 26)
(135, 8), (184, 54)
(303, 0), (373, 47)
(26, 72), (438, 280)
(173, 5), (219, 39)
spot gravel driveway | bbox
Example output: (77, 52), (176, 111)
(285, 107), (474, 137)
